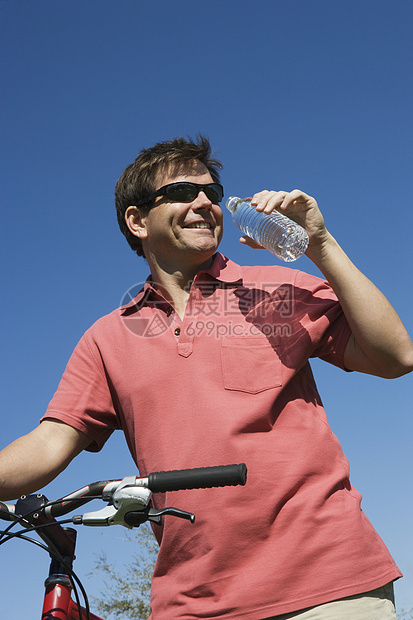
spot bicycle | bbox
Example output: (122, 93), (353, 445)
(0, 463), (247, 620)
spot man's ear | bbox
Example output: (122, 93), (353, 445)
(125, 206), (149, 240)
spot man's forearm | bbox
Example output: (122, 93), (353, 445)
(0, 433), (60, 500)
(306, 232), (413, 377)
(0, 421), (90, 501)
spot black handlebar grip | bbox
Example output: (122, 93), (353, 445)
(147, 463), (247, 493)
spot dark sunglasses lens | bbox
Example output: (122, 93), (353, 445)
(167, 184), (197, 202)
(204, 185), (223, 203)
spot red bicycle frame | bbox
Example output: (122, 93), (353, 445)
(39, 521), (104, 620)
(42, 581), (103, 620)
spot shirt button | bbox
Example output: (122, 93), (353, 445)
(166, 307), (173, 316)
(174, 328), (181, 336)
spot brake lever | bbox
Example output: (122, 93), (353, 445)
(73, 482), (152, 528)
(124, 506), (195, 528)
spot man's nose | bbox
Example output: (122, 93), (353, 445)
(193, 190), (213, 209)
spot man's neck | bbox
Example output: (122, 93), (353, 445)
(146, 254), (214, 320)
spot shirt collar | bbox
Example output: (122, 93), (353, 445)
(197, 252), (243, 283)
(120, 253), (243, 314)
(120, 279), (158, 314)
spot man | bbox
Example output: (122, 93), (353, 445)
(1, 136), (412, 619)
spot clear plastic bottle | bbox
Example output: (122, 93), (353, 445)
(226, 196), (309, 262)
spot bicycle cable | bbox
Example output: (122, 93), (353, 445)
(0, 494), (103, 541)
(0, 518), (73, 546)
(0, 518), (91, 620)
(0, 494), (118, 620)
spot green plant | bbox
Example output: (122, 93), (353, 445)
(91, 524), (158, 620)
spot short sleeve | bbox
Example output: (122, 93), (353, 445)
(41, 329), (120, 452)
(294, 270), (352, 370)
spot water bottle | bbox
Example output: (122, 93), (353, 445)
(226, 196), (309, 262)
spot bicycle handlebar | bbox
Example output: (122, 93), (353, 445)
(0, 464), (247, 620)
(0, 463), (247, 522)
(0, 501), (14, 521)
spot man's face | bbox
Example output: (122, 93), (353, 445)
(138, 161), (224, 269)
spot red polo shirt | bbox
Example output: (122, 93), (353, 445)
(43, 253), (401, 619)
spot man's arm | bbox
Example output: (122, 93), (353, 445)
(0, 419), (92, 501)
(304, 232), (413, 377)
(242, 189), (413, 378)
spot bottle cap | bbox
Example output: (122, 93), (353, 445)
(226, 196), (240, 212)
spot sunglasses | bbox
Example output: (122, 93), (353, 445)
(135, 182), (224, 207)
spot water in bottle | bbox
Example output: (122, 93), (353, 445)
(226, 196), (309, 262)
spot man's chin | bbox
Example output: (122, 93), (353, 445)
(182, 243), (218, 266)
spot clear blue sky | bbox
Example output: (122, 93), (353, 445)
(1, 0), (412, 617)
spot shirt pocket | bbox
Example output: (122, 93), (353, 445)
(221, 336), (282, 393)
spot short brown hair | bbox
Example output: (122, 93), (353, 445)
(115, 135), (223, 256)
